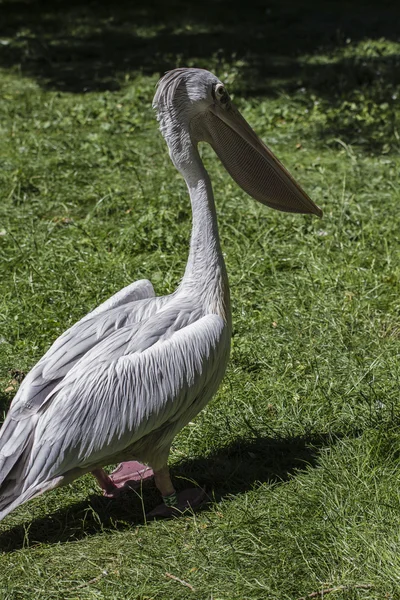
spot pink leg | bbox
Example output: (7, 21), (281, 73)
(147, 465), (206, 518)
(92, 468), (118, 496)
(92, 462), (154, 498)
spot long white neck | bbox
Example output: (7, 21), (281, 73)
(170, 139), (230, 324)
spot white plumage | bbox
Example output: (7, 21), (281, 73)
(0, 68), (321, 521)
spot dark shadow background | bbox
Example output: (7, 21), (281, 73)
(0, 432), (337, 552)
(1, 0), (399, 151)
(0, 0), (398, 96)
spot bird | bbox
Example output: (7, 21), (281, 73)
(0, 68), (322, 522)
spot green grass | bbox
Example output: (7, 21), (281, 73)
(1, 0), (400, 598)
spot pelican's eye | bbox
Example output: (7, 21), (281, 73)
(213, 83), (230, 106)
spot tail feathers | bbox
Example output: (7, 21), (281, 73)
(0, 475), (64, 522)
(0, 416), (36, 487)
(0, 414), (68, 522)
(0, 431), (66, 522)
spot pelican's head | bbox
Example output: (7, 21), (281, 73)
(153, 68), (322, 217)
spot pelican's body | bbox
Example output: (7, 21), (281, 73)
(0, 69), (321, 521)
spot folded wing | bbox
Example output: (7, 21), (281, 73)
(0, 310), (227, 521)
(0, 279), (159, 487)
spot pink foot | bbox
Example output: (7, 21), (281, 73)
(109, 461), (154, 488)
(93, 462), (154, 498)
(147, 488), (206, 519)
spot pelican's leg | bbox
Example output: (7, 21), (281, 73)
(147, 464), (206, 518)
(92, 462), (154, 498)
(92, 468), (118, 496)
(154, 465), (176, 498)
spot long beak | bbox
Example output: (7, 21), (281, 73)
(204, 103), (322, 217)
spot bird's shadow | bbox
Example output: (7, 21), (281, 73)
(0, 431), (338, 553)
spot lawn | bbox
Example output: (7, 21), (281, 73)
(0, 0), (400, 598)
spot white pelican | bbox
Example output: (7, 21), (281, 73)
(0, 68), (321, 521)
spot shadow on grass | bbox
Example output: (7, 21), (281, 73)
(0, 371), (26, 419)
(0, 394), (10, 416)
(0, 0), (399, 150)
(0, 0), (397, 92)
(0, 431), (337, 552)
(0, 390), (15, 421)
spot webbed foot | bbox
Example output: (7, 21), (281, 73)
(93, 461), (154, 497)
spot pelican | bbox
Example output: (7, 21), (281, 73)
(0, 68), (321, 522)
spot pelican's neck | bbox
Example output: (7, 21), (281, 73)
(171, 139), (230, 322)
(181, 152), (222, 280)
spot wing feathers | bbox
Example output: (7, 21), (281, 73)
(0, 278), (158, 499)
(5, 280), (161, 420)
(21, 313), (226, 491)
